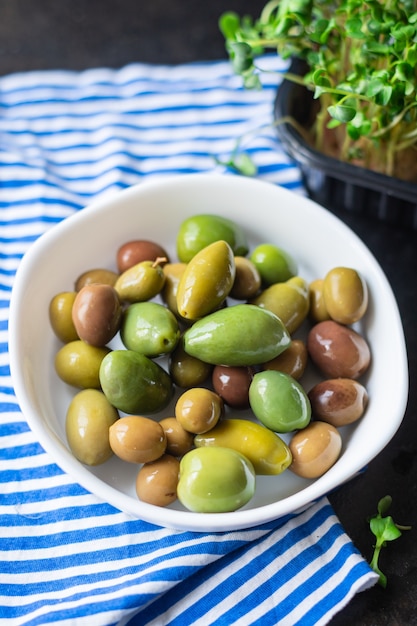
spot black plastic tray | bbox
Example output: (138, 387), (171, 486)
(274, 61), (417, 230)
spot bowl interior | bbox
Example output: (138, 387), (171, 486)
(9, 173), (408, 531)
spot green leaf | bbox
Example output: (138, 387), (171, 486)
(219, 12), (240, 40)
(375, 85), (393, 106)
(346, 17), (365, 39)
(230, 42), (254, 74)
(328, 103), (357, 123)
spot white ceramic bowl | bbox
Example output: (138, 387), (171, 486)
(9, 173), (408, 531)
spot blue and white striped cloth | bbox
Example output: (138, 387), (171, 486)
(0, 55), (378, 625)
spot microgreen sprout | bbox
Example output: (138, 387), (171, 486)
(369, 495), (411, 588)
(219, 0), (417, 180)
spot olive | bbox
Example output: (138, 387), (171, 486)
(120, 301), (180, 357)
(159, 417), (194, 457)
(289, 421), (342, 479)
(263, 339), (308, 380)
(309, 279), (330, 323)
(176, 240), (235, 321)
(109, 415), (167, 464)
(55, 340), (110, 389)
(251, 276), (310, 334)
(308, 378), (368, 426)
(169, 337), (213, 389)
(250, 243), (297, 285)
(230, 256), (261, 300)
(177, 447), (256, 513)
(249, 370), (311, 433)
(65, 389), (119, 465)
(323, 267), (368, 325)
(49, 291), (79, 343)
(74, 268), (119, 291)
(72, 284), (122, 347)
(114, 259), (166, 303)
(212, 365), (254, 408)
(136, 454), (180, 507)
(175, 388), (223, 434)
(307, 320), (371, 379)
(195, 418), (292, 475)
(176, 214), (248, 263)
(117, 239), (169, 273)
(99, 349), (173, 414)
(161, 262), (187, 318)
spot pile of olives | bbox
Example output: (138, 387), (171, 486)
(49, 213), (371, 513)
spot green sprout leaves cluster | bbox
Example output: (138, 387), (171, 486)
(369, 495), (411, 588)
(220, 0), (417, 177)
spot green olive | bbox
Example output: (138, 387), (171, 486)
(136, 454), (180, 507)
(250, 243), (297, 285)
(309, 278), (331, 323)
(323, 266), (368, 324)
(109, 415), (167, 463)
(175, 388), (223, 434)
(289, 421), (342, 478)
(49, 291), (79, 343)
(251, 276), (310, 334)
(55, 340), (111, 389)
(177, 447), (256, 513)
(161, 262), (187, 317)
(65, 389), (119, 465)
(120, 301), (180, 357)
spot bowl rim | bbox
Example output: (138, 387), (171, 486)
(8, 173), (409, 531)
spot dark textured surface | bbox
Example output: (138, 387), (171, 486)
(1, 2), (416, 624)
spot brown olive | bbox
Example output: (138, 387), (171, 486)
(74, 268), (119, 291)
(212, 365), (254, 408)
(55, 340), (110, 388)
(289, 421), (342, 479)
(307, 320), (371, 379)
(72, 284), (122, 347)
(109, 415), (167, 464)
(263, 339), (308, 380)
(49, 291), (79, 343)
(66, 389), (119, 466)
(175, 388), (223, 434)
(230, 256), (261, 300)
(169, 337), (212, 388)
(117, 240), (169, 273)
(308, 378), (368, 426)
(159, 417), (194, 457)
(309, 279), (330, 323)
(323, 266), (368, 325)
(136, 454), (180, 507)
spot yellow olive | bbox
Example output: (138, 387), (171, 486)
(309, 279), (330, 323)
(230, 256), (261, 300)
(161, 262), (187, 318)
(175, 388), (223, 434)
(114, 259), (166, 303)
(251, 276), (310, 334)
(323, 266), (368, 325)
(109, 415), (167, 464)
(55, 340), (111, 389)
(195, 418), (292, 475)
(289, 421), (342, 479)
(308, 378), (368, 426)
(49, 291), (79, 343)
(263, 339), (308, 380)
(176, 240), (235, 320)
(159, 417), (194, 457)
(136, 454), (180, 507)
(65, 389), (119, 466)
(74, 268), (119, 291)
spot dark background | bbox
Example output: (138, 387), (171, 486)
(1, 2), (416, 624)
